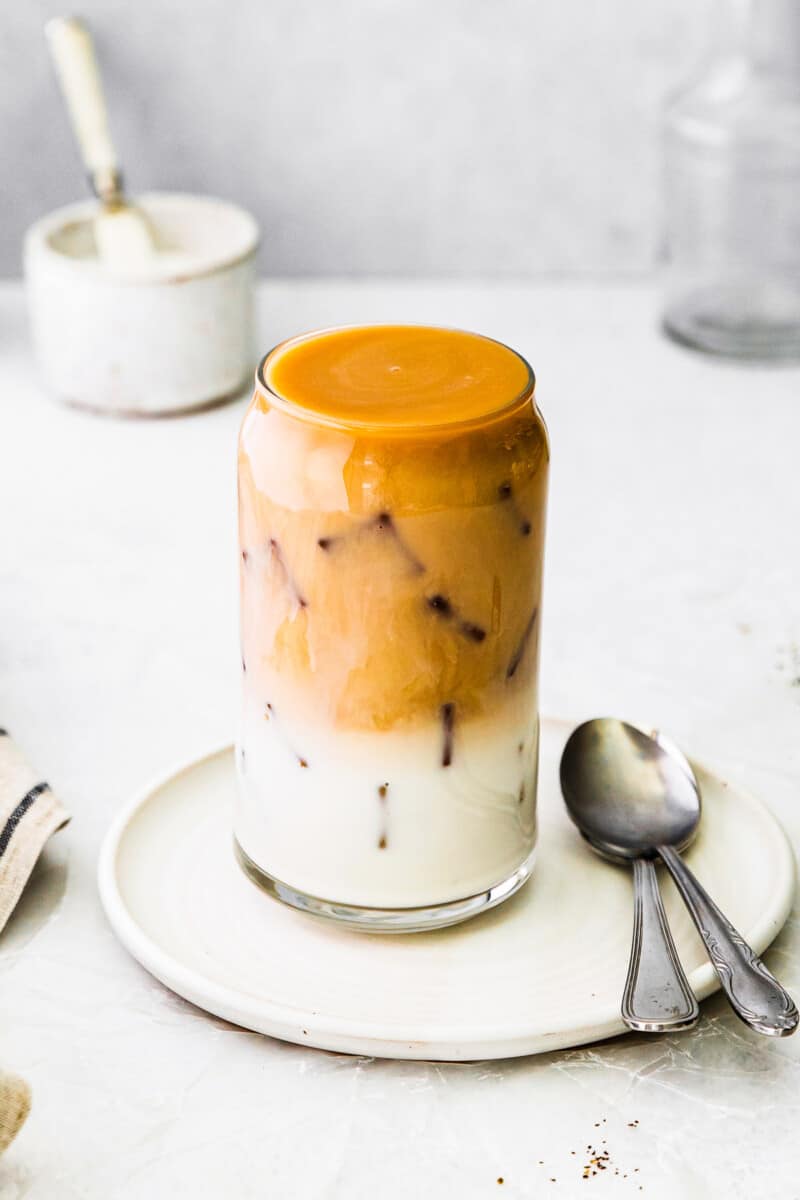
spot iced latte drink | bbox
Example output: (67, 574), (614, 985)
(236, 325), (548, 930)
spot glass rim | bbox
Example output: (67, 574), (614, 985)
(254, 323), (537, 436)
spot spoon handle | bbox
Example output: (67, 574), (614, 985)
(45, 18), (122, 202)
(622, 858), (699, 1032)
(658, 845), (798, 1037)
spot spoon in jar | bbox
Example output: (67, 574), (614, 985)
(561, 718), (798, 1038)
(46, 16), (154, 267)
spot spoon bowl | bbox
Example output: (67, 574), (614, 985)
(560, 718), (700, 859)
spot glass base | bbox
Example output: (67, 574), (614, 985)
(234, 840), (536, 933)
(663, 284), (800, 361)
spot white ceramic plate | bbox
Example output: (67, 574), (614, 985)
(98, 719), (795, 1061)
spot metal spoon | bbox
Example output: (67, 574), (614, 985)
(561, 719), (698, 1032)
(46, 17), (155, 266)
(561, 718), (798, 1038)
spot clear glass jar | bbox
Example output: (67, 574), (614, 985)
(662, 0), (800, 358)
(235, 325), (549, 931)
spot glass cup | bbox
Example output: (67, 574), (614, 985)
(662, 0), (800, 358)
(235, 325), (549, 931)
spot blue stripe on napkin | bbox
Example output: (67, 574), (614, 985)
(0, 783), (51, 860)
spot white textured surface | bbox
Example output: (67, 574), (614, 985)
(2, 0), (721, 277)
(0, 278), (799, 1196)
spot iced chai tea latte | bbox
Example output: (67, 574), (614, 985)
(236, 325), (549, 930)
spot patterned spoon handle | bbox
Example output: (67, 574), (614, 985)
(658, 844), (798, 1037)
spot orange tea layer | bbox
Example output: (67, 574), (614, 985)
(239, 326), (547, 733)
(263, 324), (533, 430)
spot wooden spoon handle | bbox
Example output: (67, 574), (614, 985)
(46, 16), (121, 202)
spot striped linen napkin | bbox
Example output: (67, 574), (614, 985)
(0, 729), (70, 1155)
(0, 729), (70, 932)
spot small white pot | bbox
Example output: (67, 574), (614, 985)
(24, 192), (259, 417)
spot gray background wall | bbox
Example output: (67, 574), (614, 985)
(3, 0), (720, 277)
